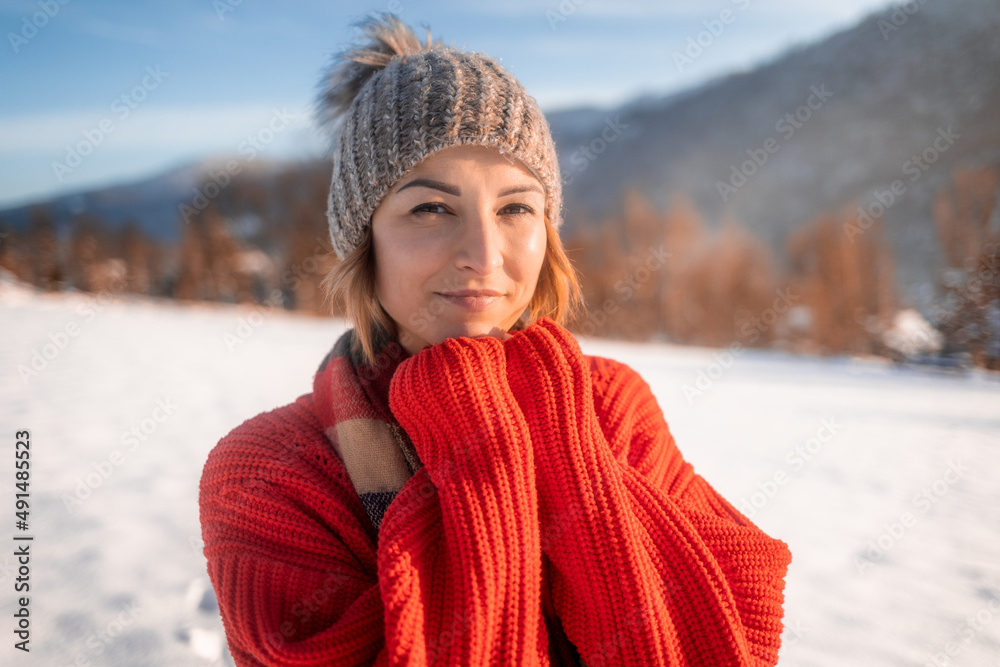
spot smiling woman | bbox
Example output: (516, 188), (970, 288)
(198, 11), (792, 667)
(371, 144), (549, 352)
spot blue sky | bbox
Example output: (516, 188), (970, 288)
(0, 0), (896, 208)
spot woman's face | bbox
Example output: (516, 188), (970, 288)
(371, 144), (548, 355)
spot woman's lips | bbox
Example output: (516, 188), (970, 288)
(436, 291), (503, 311)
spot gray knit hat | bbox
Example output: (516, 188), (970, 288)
(316, 12), (563, 260)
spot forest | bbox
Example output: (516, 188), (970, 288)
(2, 163), (997, 369)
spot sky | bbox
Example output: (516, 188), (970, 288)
(0, 0), (898, 209)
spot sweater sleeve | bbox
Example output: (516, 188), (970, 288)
(592, 355), (792, 665)
(381, 334), (549, 665)
(504, 318), (792, 667)
(199, 395), (390, 666)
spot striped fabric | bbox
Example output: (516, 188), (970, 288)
(312, 326), (420, 531)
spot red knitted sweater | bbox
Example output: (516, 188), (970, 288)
(199, 318), (791, 666)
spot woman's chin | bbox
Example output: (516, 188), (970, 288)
(441, 320), (510, 342)
(397, 317), (515, 353)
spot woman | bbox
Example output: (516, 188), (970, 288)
(199, 12), (792, 666)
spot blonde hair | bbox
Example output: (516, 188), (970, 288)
(320, 214), (585, 366)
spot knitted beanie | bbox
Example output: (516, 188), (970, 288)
(316, 12), (563, 260)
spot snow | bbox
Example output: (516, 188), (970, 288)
(2, 279), (998, 666)
(883, 308), (945, 356)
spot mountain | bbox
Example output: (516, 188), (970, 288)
(549, 0), (1000, 309)
(0, 157), (305, 242)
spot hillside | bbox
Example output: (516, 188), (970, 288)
(550, 0), (1000, 308)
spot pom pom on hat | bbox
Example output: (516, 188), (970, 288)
(315, 12), (440, 136)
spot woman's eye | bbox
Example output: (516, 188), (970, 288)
(503, 204), (535, 216)
(412, 203), (449, 215)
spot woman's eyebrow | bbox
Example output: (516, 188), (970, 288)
(394, 178), (543, 197)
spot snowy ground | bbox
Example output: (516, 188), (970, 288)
(1, 279), (998, 667)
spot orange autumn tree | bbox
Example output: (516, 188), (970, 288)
(565, 189), (778, 347)
(784, 205), (897, 356)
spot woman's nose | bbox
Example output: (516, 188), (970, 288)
(455, 211), (503, 274)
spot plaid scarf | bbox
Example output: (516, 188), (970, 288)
(311, 326), (422, 532)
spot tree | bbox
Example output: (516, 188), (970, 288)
(784, 205), (897, 356)
(931, 166), (1000, 369)
(25, 206), (62, 290)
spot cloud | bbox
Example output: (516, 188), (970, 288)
(0, 103), (316, 154)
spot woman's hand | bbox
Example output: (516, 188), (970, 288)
(388, 332), (523, 473)
(471, 328), (513, 342)
(503, 317), (596, 442)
